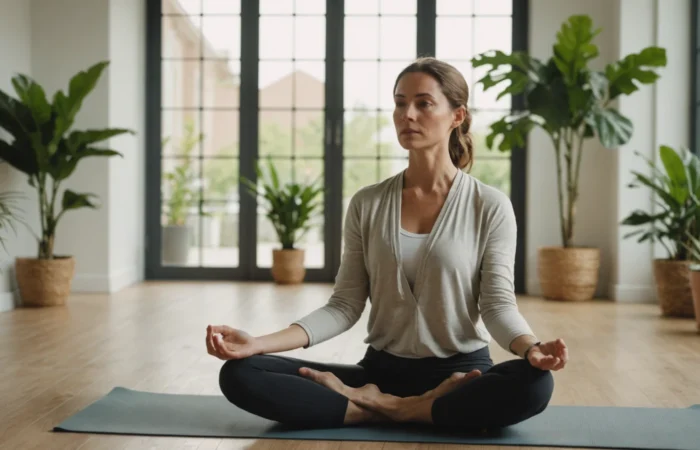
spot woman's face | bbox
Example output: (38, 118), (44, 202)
(393, 72), (461, 151)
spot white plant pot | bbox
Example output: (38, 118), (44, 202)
(162, 225), (190, 265)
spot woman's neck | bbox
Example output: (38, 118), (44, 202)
(404, 146), (458, 192)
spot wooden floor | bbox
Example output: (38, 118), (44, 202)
(1, 281), (699, 450)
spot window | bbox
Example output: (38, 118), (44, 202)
(146, 0), (529, 291)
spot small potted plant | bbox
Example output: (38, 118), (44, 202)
(0, 61), (134, 306)
(161, 121), (202, 266)
(621, 145), (700, 318)
(471, 14), (666, 301)
(242, 159), (323, 284)
(682, 230), (700, 332)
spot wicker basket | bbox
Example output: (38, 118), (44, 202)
(271, 249), (306, 284)
(538, 246), (600, 301)
(15, 256), (75, 307)
(653, 259), (695, 318)
(689, 267), (700, 331)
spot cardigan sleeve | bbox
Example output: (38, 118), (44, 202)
(478, 193), (537, 352)
(291, 192), (370, 347)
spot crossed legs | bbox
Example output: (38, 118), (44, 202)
(219, 354), (554, 431)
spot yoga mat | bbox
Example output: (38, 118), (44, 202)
(54, 387), (700, 450)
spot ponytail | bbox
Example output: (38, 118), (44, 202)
(449, 108), (474, 171)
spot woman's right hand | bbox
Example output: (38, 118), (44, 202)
(206, 324), (262, 360)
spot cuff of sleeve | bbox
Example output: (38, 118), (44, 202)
(291, 321), (314, 348)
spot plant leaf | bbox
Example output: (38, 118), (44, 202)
(0, 88), (34, 139)
(65, 128), (134, 152)
(586, 106), (633, 148)
(605, 47), (667, 100)
(484, 112), (538, 152)
(471, 50), (544, 100)
(11, 74), (52, 126)
(552, 15), (601, 86)
(658, 145), (689, 205)
(588, 71), (608, 100)
(62, 190), (100, 211)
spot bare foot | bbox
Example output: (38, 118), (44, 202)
(350, 370), (482, 423)
(298, 367), (390, 424)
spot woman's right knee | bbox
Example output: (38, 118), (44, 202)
(218, 357), (260, 402)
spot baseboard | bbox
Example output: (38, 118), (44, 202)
(611, 284), (657, 303)
(72, 267), (142, 293)
(0, 289), (19, 313)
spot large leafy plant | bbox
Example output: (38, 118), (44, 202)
(621, 146), (700, 261)
(471, 14), (666, 248)
(0, 61), (133, 259)
(242, 159), (324, 250)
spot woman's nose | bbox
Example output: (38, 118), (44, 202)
(402, 103), (417, 121)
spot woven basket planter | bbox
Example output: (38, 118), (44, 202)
(538, 247), (600, 301)
(653, 259), (695, 318)
(689, 266), (700, 332)
(15, 256), (75, 307)
(271, 249), (306, 284)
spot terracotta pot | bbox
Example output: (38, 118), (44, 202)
(689, 265), (700, 332)
(15, 256), (76, 307)
(654, 259), (695, 318)
(271, 248), (306, 284)
(538, 246), (600, 301)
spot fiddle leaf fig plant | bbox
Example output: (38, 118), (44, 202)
(471, 14), (667, 248)
(0, 61), (133, 259)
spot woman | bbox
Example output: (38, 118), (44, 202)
(206, 57), (568, 432)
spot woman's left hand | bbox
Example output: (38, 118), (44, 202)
(527, 338), (568, 371)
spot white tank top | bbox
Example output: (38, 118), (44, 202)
(400, 228), (429, 291)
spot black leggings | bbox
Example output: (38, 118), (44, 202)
(219, 345), (554, 431)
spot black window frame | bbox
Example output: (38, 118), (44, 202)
(144, 0), (529, 292)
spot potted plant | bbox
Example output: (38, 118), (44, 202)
(682, 231), (700, 331)
(242, 159), (323, 284)
(622, 145), (700, 318)
(471, 14), (666, 301)
(161, 121), (202, 266)
(0, 61), (133, 306)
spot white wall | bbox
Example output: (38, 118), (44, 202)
(107, 0), (146, 292)
(31, 0), (112, 287)
(0, 0), (36, 312)
(0, 0), (146, 310)
(527, 0), (692, 301)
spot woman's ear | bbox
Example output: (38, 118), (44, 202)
(452, 105), (466, 128)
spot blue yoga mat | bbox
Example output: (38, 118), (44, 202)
(54, 387), (700, 450)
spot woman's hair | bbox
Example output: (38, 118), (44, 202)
(393, 57), (474, 171)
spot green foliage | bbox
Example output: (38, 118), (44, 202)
(472, 14), (666, 248)
(0, 61), (134, 259)
(0, 190), (24, 256)
(162, 120), (202, 226)
(621, 146), (700, 261)
(242, 159), (324, 250)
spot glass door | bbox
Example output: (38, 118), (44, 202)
(255, 0), (327, 272)
(340, 0), (417, 241)
(147, 0), (526, 287)
(155, 0), (243, 275)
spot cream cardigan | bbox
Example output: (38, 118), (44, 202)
(292, 169), (536, 358)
